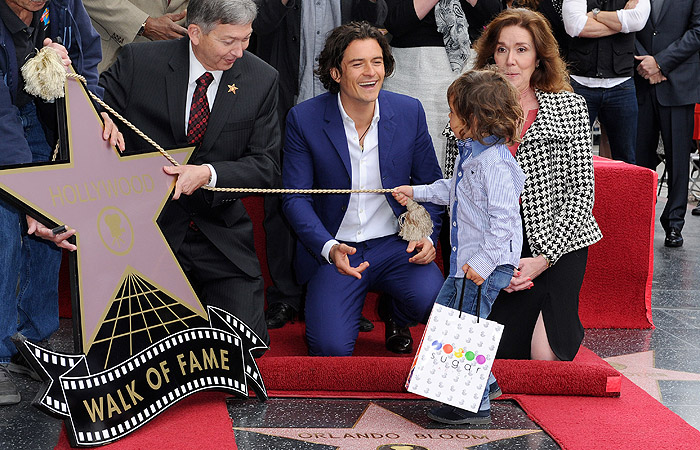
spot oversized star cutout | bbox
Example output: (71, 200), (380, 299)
(235, 403), (540, 449)
(605, 351), (700, 402)
(0, 74), (206, 353)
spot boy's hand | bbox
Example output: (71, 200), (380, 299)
(392, 185), (413, 206)
(462, 263), (484, 286)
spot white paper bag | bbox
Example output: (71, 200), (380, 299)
(406, 303), (504, 412)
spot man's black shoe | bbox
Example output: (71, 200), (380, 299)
(8, 352), (41, 381)
(385, 319), (413, 354)
(664, 227), (684, 248)
(359, 315), (374, 333)
(692, 202), (700, 216)
(265, 302), (296, 329)
(0, 365), (21, 405)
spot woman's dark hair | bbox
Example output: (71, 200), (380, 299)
(447, 69), (524, 146)
(473, 8), (571, 93)
(315, 21), (395, 94)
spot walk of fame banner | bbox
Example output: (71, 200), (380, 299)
(0, 72), (267, 447)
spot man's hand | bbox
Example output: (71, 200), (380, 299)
(42, 38), (71, 68)
(330, 243), (369, 279)
(624, 0), (639, 9)
(163, 164), (211, 199)
(26, 216), (77, 251)
(391, 185), (414, 206)
(100, 112), (125, 152)
(635, 55), (661, 79)
(462, 263), (484, 286)
(406, 237), (435, 265)
(142, 12), (188, 41)
(649, 72), (667, 84)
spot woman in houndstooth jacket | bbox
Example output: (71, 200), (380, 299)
(471, 8), (601, 361)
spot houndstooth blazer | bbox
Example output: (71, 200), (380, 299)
(517, 89), (602, 264)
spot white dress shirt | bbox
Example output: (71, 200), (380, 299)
(562, 0), (651, 88)
(186, 43), (223, 186)
(321, 95), (399, 263)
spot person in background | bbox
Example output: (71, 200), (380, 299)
(562, 0), (650, 164)
(394, 68), (525, 424)
(633, 0), (700, 247)
(474, 8), (602, 361)
(1, 0), (121, 405)
(83, 0), (189, 72)
(252, 0), (387, 332)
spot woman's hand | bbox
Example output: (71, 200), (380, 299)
(503, 255), (548, 292)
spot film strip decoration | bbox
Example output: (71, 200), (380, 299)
(12, 306), (267, 447)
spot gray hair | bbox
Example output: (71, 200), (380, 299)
(186, 0), (257, 33)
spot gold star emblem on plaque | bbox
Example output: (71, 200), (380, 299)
(228, 83), (238, 94)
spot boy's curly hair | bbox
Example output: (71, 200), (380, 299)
(447, 69), (524, 146)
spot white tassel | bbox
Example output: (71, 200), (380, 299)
(398, 198), (434, 242)
(21, 47), (66, 102)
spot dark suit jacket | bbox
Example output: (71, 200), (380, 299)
(282, 90), (444, 284)
(634, 0), (700, 106)
(100, 37), (281, 277)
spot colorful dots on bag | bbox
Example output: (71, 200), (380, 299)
(431, 341), (487, 364)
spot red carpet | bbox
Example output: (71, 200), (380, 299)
(258, 322), (621, 398)
(510, 376), (700, 449)
(55, 392), (235, 450)
(581, 157), (657, 329)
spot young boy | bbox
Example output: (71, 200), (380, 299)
(393, 69), (526, 425)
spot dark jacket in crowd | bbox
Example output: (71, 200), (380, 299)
(0, 0), (102, 166)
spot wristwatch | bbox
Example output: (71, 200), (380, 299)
(592, 8), (601, 20)
(136, 18), (148, 36)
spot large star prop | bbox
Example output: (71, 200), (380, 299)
(235, 403), (540, 449)
(605, 351), (700, 402)
(0, 75), (205, 353)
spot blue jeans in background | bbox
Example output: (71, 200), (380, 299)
(572, 78), (638, 164)
(0, 102), (61, 363)
(434, 264), (514, 412)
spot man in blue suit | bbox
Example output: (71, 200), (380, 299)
(282, 22), (445, 356)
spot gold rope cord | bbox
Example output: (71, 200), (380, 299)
(66, 73), (396, 196)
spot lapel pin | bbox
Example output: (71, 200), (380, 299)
(228, 84), (238, 94)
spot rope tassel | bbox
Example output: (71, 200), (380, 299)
(22, 48), (435, 242)
(398, 197), (434, 242)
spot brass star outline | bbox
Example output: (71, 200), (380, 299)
(235, 403), (540, 449)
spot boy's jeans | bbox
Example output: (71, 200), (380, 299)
(434, 264), (514, 411)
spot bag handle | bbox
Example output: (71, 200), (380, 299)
(457, 279), (482, 323)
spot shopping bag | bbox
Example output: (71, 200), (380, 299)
(406, 284), (504, 412)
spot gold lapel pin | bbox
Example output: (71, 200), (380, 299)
(228, 84), (238, 94)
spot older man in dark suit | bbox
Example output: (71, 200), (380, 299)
(634, 0), (700, 247)
(99, 0), (280, 344)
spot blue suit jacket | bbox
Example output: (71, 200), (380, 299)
(282, 90), (444, 284)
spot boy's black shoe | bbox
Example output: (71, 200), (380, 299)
(0, 365), (21, 406)
(489, 380), (503, 400)
(428, 405), (491, 425)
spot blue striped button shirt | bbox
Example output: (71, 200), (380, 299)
(413, 136), (526, 279)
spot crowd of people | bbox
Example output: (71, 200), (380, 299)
(1, 0), (699, 426)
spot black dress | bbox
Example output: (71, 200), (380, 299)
(487, 217), (588, 361)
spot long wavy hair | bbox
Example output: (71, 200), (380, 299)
(473, 8), (571, 93)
